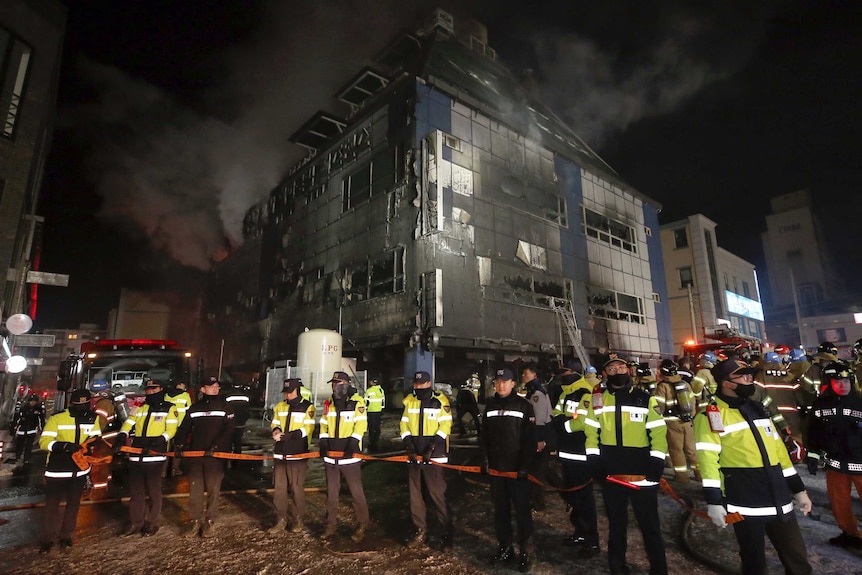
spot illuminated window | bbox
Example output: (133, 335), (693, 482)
(0, 28), (31, 139)
(67, 334), (78, 340)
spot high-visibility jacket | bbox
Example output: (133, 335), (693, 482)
(694, 393), (804, 517)
(400, 390), (452, 462)
(585, 384), (667, 485)
(693, 368), (717, 410)
(14, 402), (45, 435)
(119, 399), (180, 462)
(807, 392), (862, 474)
(364, 385), (386, 413)
(552, 378), (593, 462)
(165, 390), (192, 425)
(39, 409), (102, 478)
(299, 386), (312, 403)
(271, 397), (316, 460)
(319, 392), (367, 465)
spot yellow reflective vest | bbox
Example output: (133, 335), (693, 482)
(165, 390), (192, 425)
(365, 384), (386, 413)
(552, 378), (593, 461)
(400, 390), (452, 462)
(319, 392), (367, 465)
(39, 410), (102, 478)
(694, 394), (804, 517)
(119, 400), (180, 462)
(271, 398), (316, 459)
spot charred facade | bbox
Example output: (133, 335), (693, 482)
(214, 11), (673, 385)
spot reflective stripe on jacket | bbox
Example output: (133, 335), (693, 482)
(400, 390), (452, 462)
(272, 398), (316, 459)
(364, 385), (386, 413)
(39, 410), (101, 478)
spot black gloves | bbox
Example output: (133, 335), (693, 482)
(286, 429), (304, 441)
(516, 469), (529, 481)
(646, 457), (665, 483)
(404, 437), (418, 464)
(54, 441), (80, 454)
(319, 439), (329, 459)
(422, 443), (435, 464)
(344, 437), (360, 458)
(806, 457), (818, 476)
(112, 436), (125, 456)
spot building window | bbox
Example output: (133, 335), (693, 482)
(652, 292), (661, 302)
(582, 207), (636, 253)
(742, 281), (750, 299)
(67, 334), (78, 340)
(587, 285), (645, 324)
(369, 246), (405, 298)
(673, 228), (688, 248)
(341, 147), (398, 211)
(679, 267), (694, 288)
(0, 28), (31, 139)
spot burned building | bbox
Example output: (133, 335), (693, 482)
(214, 10), (673, 385)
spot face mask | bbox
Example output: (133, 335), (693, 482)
(414, 387), (433, 400)
(606, 374), (630, 389)
(734, 383), (756, 398)
(145, 391), (165, 405)
(332, 384), (349, 401)
(69, 403), (89, 416)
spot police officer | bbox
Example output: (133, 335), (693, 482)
(805, 362), (862, 548)
(268, 378), (315, 534)
(115, 379), (179, 536)
(225, 382), (251, 457)
(654, 360), (700, 483)
(401, 370), (453, 548)
(364, 378), (386, 451)
(37, 389), (102, 552)
(550, 360), (581, 407)
(694, 359), (812, 575)
(481, 367), (536, 573)
(319, 371), (369, 542)
(10, 393), (44, 465)
(551, 372), (599, 558)
(585, 353), (668, 575)
(174, 376), (235, 538)
(522, 363), (551, 513)
(165, 381), (192, 477)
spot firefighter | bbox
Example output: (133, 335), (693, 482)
(225, 382), (251, 458)
(319, 371), (369, 542)
(481, 367), (536, 573)
(165, 381), (192, 477)
(583, 365), (601, 388)
(654, 359), (700, 483)
(801, 341), (839, 404)
(694, 359), (812, 575)
(805, 362), (862, 548)
(37, 388), (102, 553)
(268, 378), (315, 534)
(677, 357), (694, 384)
(364, 378), (385, 451)
(852, 338), (862, 393)
(91, 380), (119, 442)
(400, 370), (454, 548)
(456, 373), (481, 436)
(551, 372), (599, 558)
(633, 363), (657, 395)
(757, 351), (805, 459)
(9, 393), (44, 465)
(522, 363), (552, 513)
(693, 351), (718, 409)
(585, 353), (668, 575)
(114, 379), (180, 536)
(174, 376), (235, 538)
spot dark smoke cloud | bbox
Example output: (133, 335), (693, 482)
(62, 0), (784, 268)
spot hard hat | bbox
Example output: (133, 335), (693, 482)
(659, 359), (678, 376)
(585, 366), (597, 374)
(764, 351), (781, 363)
(700, 352), (718, 368)
(789, 348), (806, 362)
(635, 363), (652, 378)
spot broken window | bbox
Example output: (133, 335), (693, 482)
(582, 207), (636, 253)
(587, 285), (645, 324)
(342, 147), (398, 211)
(483, 162), (566, 226)
(369, 246), (405, 298)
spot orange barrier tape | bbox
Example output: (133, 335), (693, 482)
(659, 478), (743, 524)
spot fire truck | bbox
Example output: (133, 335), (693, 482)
(56, 339), (195, 420)
(681, 325), (772, 363)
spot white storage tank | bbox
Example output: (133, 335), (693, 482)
(296, 328), (343, 404)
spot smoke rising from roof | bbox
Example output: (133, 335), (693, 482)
(61, 1), (779, 269)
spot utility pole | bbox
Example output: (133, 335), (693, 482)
(687, 284), (698, 345)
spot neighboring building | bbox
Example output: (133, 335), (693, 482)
(0, 0), (66, 426)
(761, 190), (856, 349)
(210, 10), (673, 387)
(660, 214), (766, 356)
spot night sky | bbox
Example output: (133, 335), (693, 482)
(34, 0), (862, 329)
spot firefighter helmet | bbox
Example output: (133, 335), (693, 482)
(659, 359), (678, 376)
(821, 361), (855, 396)
(27, 393), (39, 402)
(635, 363), (652, 378)
(699, 352), (718, 369)
(818, 341), (838, 356)
(789, 348), (806, 362)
